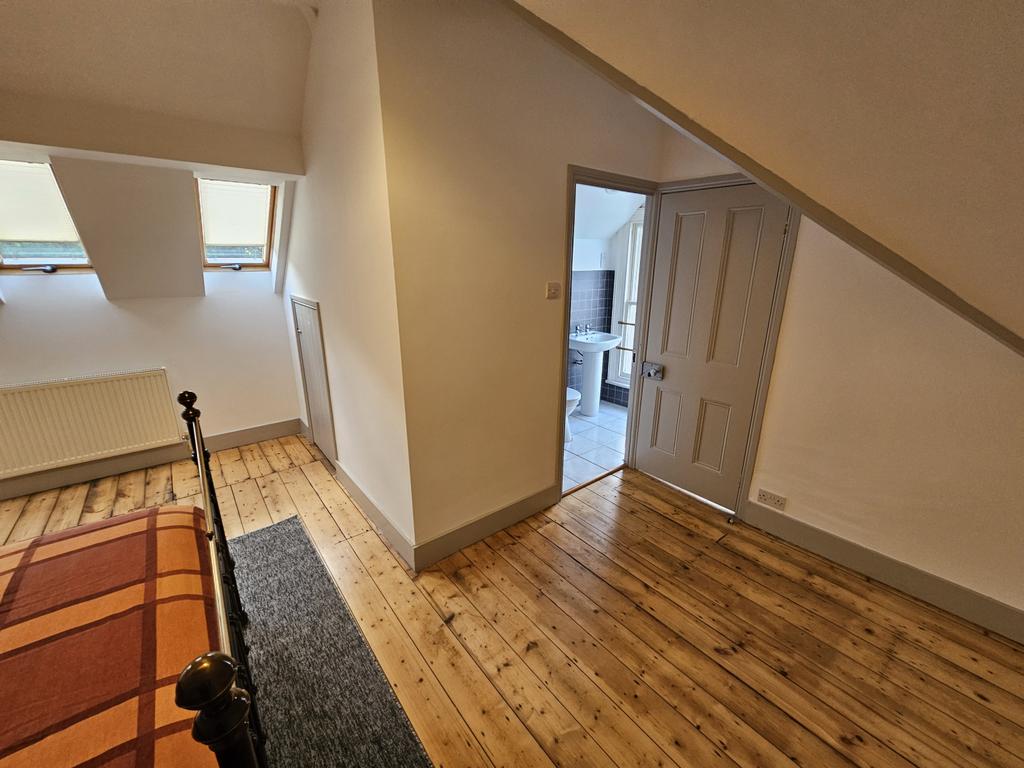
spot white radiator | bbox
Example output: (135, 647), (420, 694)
(0, 368), (183, 480)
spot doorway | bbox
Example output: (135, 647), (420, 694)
(291, 296), (338, 463)
(560, 170), (657, 493)
(631, 179), (794, 512)
(558, 169), (796, 514)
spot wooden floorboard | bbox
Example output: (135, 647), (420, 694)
(349, 531), (556, 768)
(0, 496), (27, 544)
(4, 452), (1023, 768)
(79, 475), (116, 526)
(112, 469), (146, 516)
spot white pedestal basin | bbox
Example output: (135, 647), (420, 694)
(568, 332), (621, 416)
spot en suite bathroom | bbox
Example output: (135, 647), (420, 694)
(563, 184), (646, 491)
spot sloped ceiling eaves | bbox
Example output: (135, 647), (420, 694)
(505, 0), (1024, 357)
(50, 156), (205, 300)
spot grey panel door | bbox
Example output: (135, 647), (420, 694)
(634, 184), (788, 510)
(291, 297), (338, 462)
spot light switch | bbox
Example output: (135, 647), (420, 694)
(545, 281), (561, 299)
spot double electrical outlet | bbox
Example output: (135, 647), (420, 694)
(757, 488), (787, 511)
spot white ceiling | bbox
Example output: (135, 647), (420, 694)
(573, 184), (645, 240)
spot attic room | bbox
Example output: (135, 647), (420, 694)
(0, 1), (1021, 766)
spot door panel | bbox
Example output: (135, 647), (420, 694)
(651, 387), (684, 456)
(635, 184), (788, 509)
(292, 298), (338, 462)
(661, 211), (706, 359)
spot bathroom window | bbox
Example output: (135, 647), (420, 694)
(0, 160), (90, 269)
(608, 216), (644, 387)
(197, 178), (276, 268)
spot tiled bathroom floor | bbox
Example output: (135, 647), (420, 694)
(562, 402), (628, 492)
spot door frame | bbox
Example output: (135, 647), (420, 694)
(628, 173), (802, 514)
(558, 167), (659, 493)
(290, 295), (339, 462)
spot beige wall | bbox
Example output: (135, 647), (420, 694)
(512, 0), (1024, 340)
(658, 125), (736, 181)
(284, 0), (416, 540)
(751, 220), (1024, 610)
(0, 272), (299, 437)
(1, 90), (304, 175)
(0, 0), (309, 173)
(371, 0), (723, 544)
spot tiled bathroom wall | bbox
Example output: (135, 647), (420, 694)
(567, 270), (629, 406)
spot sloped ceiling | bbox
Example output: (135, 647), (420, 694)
(510, 0), (1024, 349)
(0, 0), (311, 173)
(51, 157), (205, 299)
(574, 185), (644, 240)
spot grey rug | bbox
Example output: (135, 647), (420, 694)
(230, 516), (433, 768)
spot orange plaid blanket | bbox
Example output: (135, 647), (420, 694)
(0, 505), (220, 767)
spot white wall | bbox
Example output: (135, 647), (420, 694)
(0, 0), (310, 173)
(751, 220), (1024, 610)
(371, 0), (723, 544)
(50, 157), (206, 300)
(570, 238), (606, 271)
(283, 0), (416, 541)
(513, 1), (1024, 339)
(0, 272), (299, 436)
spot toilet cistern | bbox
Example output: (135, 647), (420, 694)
(568, 330), (621, 416)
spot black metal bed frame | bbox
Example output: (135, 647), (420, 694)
(173, 391), (267, 768)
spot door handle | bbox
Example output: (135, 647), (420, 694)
(641, 361), (664, 380)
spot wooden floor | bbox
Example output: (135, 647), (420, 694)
(4, 442), (1024, 768)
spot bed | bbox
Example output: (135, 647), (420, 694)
(0, 392), (264, 767)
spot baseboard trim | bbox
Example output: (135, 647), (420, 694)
(0, 418), (303, 500)
(411, 484), (562, 571)
(739, 500), (1024, 644)
(331, 461), (418, 570)
(330, 462), (561, 573)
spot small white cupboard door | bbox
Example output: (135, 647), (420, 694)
(291, 297), (338, 462)
(634, 184), (788, 509)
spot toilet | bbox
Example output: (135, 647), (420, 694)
(564, 387), (582, 442)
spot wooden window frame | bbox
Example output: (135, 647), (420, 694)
(0, 256), (93, 273)
(609, 216), (645, 388)
(196, 179), (277, 271)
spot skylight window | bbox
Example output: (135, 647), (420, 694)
(197, 179), (275, 268)
(0, 160), (89, 269)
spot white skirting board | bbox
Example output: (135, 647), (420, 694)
(331, 458), (560, 572)
(0, 418), (303, 501)
(739, 499), (1024, 644)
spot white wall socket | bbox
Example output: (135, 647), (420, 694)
(757, 488), (787, 511)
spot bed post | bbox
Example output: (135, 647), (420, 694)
(176, 651), (260, 768)
(178, 391), (267, 766)
(177, 391), (247, 625)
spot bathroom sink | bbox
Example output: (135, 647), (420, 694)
(568, 331), (621, 353)
(568, 332), (623, 416)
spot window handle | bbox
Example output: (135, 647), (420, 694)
(20, 265), (57, 274)
(218, 264), (242, 271)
